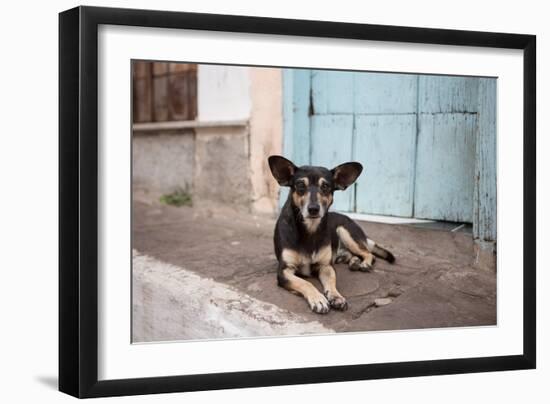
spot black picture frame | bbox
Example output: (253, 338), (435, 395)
(59, 5), (536, 398)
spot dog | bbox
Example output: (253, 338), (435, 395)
(268, 155), (395, 314)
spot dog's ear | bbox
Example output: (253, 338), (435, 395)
(268, 155), (297, 186)
(331, 162), (363, 190)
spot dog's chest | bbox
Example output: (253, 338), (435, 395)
(282, 245), (332, 276)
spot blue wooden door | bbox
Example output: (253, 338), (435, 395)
(283, 69), (484, 223)
(353, 73), (418, 217)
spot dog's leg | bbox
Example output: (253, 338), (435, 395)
(333, 244), (353, 264)
(278, 268), (330, 314)
(318, 265), (348, 310)
(336, 226), (376, 272)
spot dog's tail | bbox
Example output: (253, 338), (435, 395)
(366, 238), (395, 263)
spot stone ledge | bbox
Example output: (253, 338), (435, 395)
(133, 119), (248, 133)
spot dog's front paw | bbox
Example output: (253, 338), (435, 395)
(307, 292), (330, 314)
(324, 291), (348, 311)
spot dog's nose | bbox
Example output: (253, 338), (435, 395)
(308, 204), (320, 216)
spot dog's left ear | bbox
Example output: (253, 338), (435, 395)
(331, 162), (363, 190)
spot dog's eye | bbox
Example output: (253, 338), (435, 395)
(321, 183), (331, 194)
(295, 183), (306, 194)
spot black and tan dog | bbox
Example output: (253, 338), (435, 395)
(268, 155), (395, 314)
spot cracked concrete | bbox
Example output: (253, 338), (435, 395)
(132, 191), (496, 341)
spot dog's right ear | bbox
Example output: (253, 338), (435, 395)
(268, 155), (297, 186)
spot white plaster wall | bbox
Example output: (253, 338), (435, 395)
(197, 64), (252, 121)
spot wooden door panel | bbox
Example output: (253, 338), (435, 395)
(419, 76), (479, 114)
(310, 114), (354, 212)
(354, 73), (417, 114)
(414, 113), (477, 222)
(354, 114), (417, 217)
(311, 70), (355, 114)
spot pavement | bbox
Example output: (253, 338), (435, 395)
(132, 192), (496, 342)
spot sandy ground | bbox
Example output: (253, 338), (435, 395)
(132, 192), (496, 342)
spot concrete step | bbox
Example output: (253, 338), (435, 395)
(132, 250), (333, 342)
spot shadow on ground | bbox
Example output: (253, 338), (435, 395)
(132, 193), (496, 342)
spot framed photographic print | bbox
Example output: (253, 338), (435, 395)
(59, 6), (536, 398)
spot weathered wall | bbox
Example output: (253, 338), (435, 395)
(193, 65), (254, 206)
(194, 125), (252, 205)
(249, 68), (283, 214)
(193, 65), (283, 212)
(132, 64), (284, 214)
(132, 130), (195, 193)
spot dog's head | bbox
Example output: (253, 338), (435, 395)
(268, 155), (363, 221)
